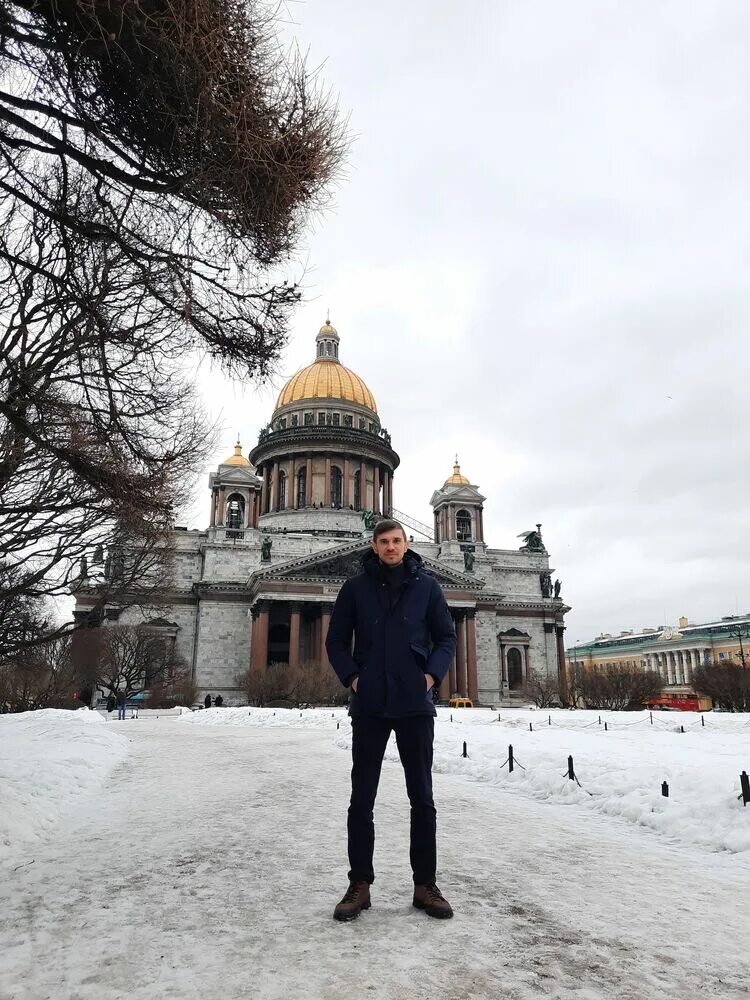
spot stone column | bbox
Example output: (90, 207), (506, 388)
(556, 625), (569, 706)
(455, 612), (467, 697)
(218, 486), (226, 526)
(373, 466), (381, 514)
(499, 642), (507, 684)
(259, 466), (268, 515)
(343, 458), (351, 507)
(250, 602), (270, 669)
(252, 491), (259, 528)
(359, 461), (367, 510)
(667, 652), (675, 685)
(466, 610), (478, 703)
(290, 457), (297, 508)
(324, 457), (331, 506)
(270, 461), (279, 513)
(305, 456), (312, 506)
(523, 645), (531, 682)
(288, 604), (302, 670)
(449, 650), (457, 696)
(438, 669), (450, 702)
(477, 507), (484, 542)
(319, 603), (333, 666)
(210, 490), (217, 527)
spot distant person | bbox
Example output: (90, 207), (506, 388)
(326, 519), (457, 922)
(204, 693), (212, 709)
(214, 694), (224, 707)
(116, 689), (126, 720)
(106, 693), (116, 714)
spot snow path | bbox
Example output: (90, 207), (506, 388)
(1, 720), (749, 1000)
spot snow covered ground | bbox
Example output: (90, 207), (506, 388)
(1, 706), (749, 999)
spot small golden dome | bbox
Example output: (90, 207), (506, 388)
(223, 438), (251, 466)
(444, 457), (470, 486)
(318, 321), (338, 338)
(276, 360), (377, 412)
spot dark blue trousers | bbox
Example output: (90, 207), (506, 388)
(348, 714), (436, 886)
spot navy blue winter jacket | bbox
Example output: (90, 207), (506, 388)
(326, 549), (457, 718)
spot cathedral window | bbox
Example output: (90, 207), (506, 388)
(331, 466), (343, 508)
(226, 494), (245, 530)
(358, 417), (365, 430)
(296, 468), (307, 508)
(318, 412), (326, 425)
(304, 412), (313, 426)
(343, 414), (352, 427)
(456, 509), (472, 541)
(291, 414), (298, 427)
(278, 471), (287, 511)
(332, 413), (340, 426)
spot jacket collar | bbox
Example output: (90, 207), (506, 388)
(363, 547), (423, 580)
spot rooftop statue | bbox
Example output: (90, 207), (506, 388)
(518, 523), (545, 552)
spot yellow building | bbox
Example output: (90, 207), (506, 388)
(566, 614), (750, 699)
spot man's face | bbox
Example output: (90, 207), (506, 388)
(372, 529), (408, 566)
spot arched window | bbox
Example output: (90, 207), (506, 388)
(278, 471), (287, 511)
(296, 467), (307, 508)
(353, 470), (361, 511)
(331, 465), (343, 508)
(226, 494), (245, 529)
(456, 509), (472, 541)
(507, 648), (523, 690)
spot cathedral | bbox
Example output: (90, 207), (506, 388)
(79, 319), (570, 705)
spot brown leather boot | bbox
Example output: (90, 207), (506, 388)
(413, 883), (453, 919)
(333, 880), (371, 921)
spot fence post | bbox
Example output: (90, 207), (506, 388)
(701, 715), (705, 727)
(741, 771), (750, 806)
(604, 722), (608, 732)
(680, 725), (685, 733)
(548, 714), (551, 726)
(462, 741), (468, 759)
(529, 722), (533, 732)
(598, 716), (601, 725)
(337, 722), (340, 730)
(662, 781), (669, 798)
(498, 713), (501, 721)
(567, 755), (575, 780)
(508, 744), (514, 773)
(650, 712), (653, 725)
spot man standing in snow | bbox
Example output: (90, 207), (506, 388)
(116, 689), (126, 721)
(326, 519), (457, 921)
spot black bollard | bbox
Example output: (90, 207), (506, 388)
(598, 716), (601, 725)
(508, 744), (514, 773)
(529, 722), (533, 732)
(680, 725), (685, 734)
(337, 722), (340, 730)
(548, 715), (551, 726)
(604, 722), (608, 732)
(740, 771), (750, 807)
(662, 781), (669, 798)
(701, 715), (705, 727)
(498, 713), (501, 722)
(462, 741), (468, 759)
(650, 712), (653, 725)
(450, 714), (453, 723)
(567, 755), (575, 781)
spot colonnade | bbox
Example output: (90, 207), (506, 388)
(257, 457), (394, 515)
(646, 648), (709, 686)
(249, 600), (479, 702)
(437, 609), (478, 702)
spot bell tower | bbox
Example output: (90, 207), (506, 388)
(430, 458), (486, 545)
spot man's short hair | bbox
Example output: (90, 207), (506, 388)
(372, 518), (407, 541)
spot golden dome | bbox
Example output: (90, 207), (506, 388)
(276, 359), (377, 412)
(444, 458), (470, 486)
(223, 438), (251, 466)
(319, 321), (338, 338)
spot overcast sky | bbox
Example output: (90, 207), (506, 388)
(189, 1), (750, 646)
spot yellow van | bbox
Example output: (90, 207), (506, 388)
(448, 697), (473, 709)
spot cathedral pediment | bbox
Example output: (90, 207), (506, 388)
(253, 540), (485, 589)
